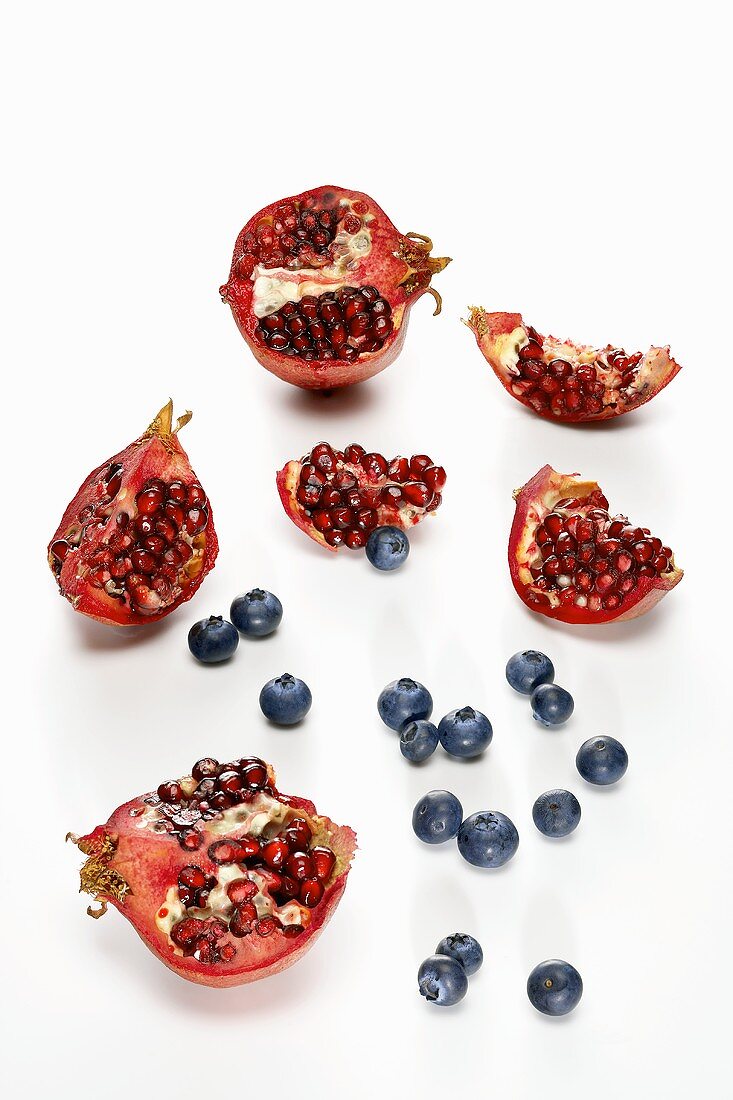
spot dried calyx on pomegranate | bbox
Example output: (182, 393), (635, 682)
(220, 185), (450, 390)
(68, 755), (356, 988)
(465, 309), (681, 422)
(48, 401), (217, 626)
(277, 442), (446, 551)
(509, 465), (683, 624)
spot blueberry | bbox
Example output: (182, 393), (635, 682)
(412, 790), (463, 845)
(366, 525), (410, 571)
(400, 720), (439, 763)
(530, 683), (574, 727)
(576, 735), (628, 785)
(378, 677), (433, 731)
(188, 616), (239, 664)
(532, 789), (581, 837)
(527, 959), (583, 1016)
(435, 933), (483, 976)
(417, 954), (468, 1006)
(259, 673), (312, 725)
(438, 706), (493, 758)
(506, 650), (555, 695)
(457, 811), (519, 868)
(230, 588), (283, 636)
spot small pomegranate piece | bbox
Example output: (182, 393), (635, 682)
(67, 754), (355, 988)
(464, 310), (681, 423)
(277, 442), (446, 551)
(509, 465), (683, 623)
(48, 401), (217, 625)
(219, 186), (450, 390)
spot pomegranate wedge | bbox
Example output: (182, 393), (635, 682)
(277, 442), (446, 551)
(68, 755), (356, 988)
(220, 185), (450, 390)
(465, 309), (681, 422)
(509, 465), (683, 623)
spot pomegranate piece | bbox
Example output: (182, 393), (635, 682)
(464, 310), (681, 422)
(277, 441), (446, 551)
(67, 755), (356, 988)
(509, 465), (683, 624)
(48, 401), (218, 626)
(220, 185), (450, 390)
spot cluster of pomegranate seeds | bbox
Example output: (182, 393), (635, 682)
(513, 325), (644, 417)
(235, 198), (366, 278)
(256, 285), (394, 362)
(150, 756), (337, 961)
(296, 442), (446, 548)
(50, 464), (208, 614)
(529, 491), (674, 612)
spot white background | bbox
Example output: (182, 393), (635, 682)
(2, 2), (730, 1097)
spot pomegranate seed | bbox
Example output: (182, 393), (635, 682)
(544, 512), (564, 540)
(179, 866), (207, 890)
(136, 487), (164, 514)
(402, 482), (430, 507)
(277, 875), (300, 900)
(282, 818), (312, 849)
(227, 879), (258, 906)
(185, 507), (208, 536)
(171, 918), (205, 947)
(361, 452), (388, 479)
(217, 770), (243, 794)
(344, 443), (366, 462)
(345, 529), (367, 548)
(179, 830), (203, 851)
(423, 465), (447, 492)
(255, 916), (279, 937)
(229, 903), (257, 937)
(157, 781), (183, 803)
(208, 839), (247, 865)
(299, 879), (324, 907)
(192, 757), (219, 781)
(633, 540), (654, 563)
(262, 839), (290, 870)
(388, 456), (410, 482)
(310, 846), (336, 881)
(241, 762), (268, 789)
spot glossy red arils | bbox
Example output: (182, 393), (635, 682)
(277, 441), (446, 551)
(48, 402), (218, 627)
(509, 465), (683, 624)
(465, 309), (681, 423)
(220, 185), (450, 390)
(68, 754), (356, 988)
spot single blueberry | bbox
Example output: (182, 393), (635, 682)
(188, 616), (239, 664)
(435, 933), (483, 976)
(366, 525), (410, 571)
(576, 736), (628, 785)
(230, 588), (283, 636)
(457, 810), (519, 868)
(438, 706), (493, 758)
(417, 954), (468, 1006)
(400, 720), (439, 763)
(259, 673), (312, 725)
(506, 650), (555, 695)
(527, 959), (583, 1016)
(378, 677), (433, 731)
(532, 789), (581, 838)
(530, 683), (574, 727)
(412, 790), (463, 845)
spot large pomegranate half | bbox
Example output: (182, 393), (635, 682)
(48, 401), (217, 626)
(219, 185), (450, 390)
(509, 465), (683, 623)
(277, 442), (446, 550)
(465, 309), (681, 422)
(68, 755), (356, 988)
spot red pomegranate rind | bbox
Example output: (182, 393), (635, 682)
(48, 402), (218, 626)
(465, 309), (681, 422)
(276, 442), (446, 551)
(509, 465), (683, 624)
(68, 759), (356, 988)
(220, 185), (450, 390)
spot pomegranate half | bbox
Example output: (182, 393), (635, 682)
(465, 309), (681, 422)
(48, 401), (217, 626)
(277, 442), (446, 550)
(509, 465), (683, 623)
(68, 755), (356, 988)
(220, 185), (450, 390)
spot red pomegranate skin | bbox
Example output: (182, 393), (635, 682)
(220, 185), (450, 390)
(69, 765), (356, 989)
(48, 402), (217, 626)
(510, 465), (683, 624)
(465, 308), (681, 422)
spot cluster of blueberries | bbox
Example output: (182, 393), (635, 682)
(381, 651), (629, 1014)
(377, 677), (493, 762)
(187, 589), (313, 725)
(417, 933), (583, 1016)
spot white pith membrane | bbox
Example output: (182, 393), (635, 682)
(53, 467), (207, 614)
(479, 317), (674, 413)
(141, 790), (325, 956)
(248, 200), (374, 319)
